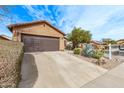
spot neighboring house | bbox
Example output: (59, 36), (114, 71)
(0, 34), (11, 41)
(66, 40), (103, 49)
(90, 40), (102, 45)
(117, 39), (124, 45)
(8, 20), (66, 52)
(90, 40), (104, 49)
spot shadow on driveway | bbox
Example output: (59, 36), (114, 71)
(19, 53), (38, 88)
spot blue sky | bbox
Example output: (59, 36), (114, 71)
(0, 5), (124, 40)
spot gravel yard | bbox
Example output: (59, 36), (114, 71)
(66, 51), (124, 70)
(0, 39), (24, 88)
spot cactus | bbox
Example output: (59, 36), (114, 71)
(82, 44), (93, 57)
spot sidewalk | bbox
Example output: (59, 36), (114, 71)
(83, 62), (124, 88)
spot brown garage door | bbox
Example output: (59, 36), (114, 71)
(21, 34), (59, 52)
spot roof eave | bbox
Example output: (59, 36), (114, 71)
(7, 20), (65, 35)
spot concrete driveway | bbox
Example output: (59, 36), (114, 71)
(19, 51), (107, 88)
(83, 62), (124, 88)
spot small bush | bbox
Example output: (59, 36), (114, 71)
(73, 48), (82, 55)
(66, 44), (73, 50)
(82, 44), (93, 57)
(92, 50), (104, 59)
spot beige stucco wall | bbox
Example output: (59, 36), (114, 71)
(12, 23), (65, 50)
(117, 41), (124, 45)
(59, 37), (65, 51)
(0, 37), (8, 41)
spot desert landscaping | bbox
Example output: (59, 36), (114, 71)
(0, 25), (124, 87)
(0, 39), (23, 87)
(0, 5), (124, 88)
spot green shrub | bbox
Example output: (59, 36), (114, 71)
(73, 48), (82, 55)
(92, 50), (104, 59)
(82, 44), (93, 57)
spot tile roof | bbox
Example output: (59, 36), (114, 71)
(0, 34), (11, 40)
(7, 20), (65, 35)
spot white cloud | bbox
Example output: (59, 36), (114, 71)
(22, 5), (58, 26)
(0, 7), (24, 37)
(22, 5), (45, 20)
(75, 6), (124, 30)
(53, 6), (85, 33)
(1, 5), (124, 40)
(105, 27), (124, 36)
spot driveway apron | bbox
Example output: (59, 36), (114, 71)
(19, 51), (107, 88)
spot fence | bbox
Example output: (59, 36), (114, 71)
(105, 44), (124, 57)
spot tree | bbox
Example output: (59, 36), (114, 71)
(67, 27), (92, 49)
(102, 38), (117, 45)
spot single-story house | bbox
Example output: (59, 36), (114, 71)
(117, 39), (124, 45)
(0, 34), (11, 41)
(8, 20), (66, 52)
(90, 40), (104, 50)
(90, 40), (102, 45)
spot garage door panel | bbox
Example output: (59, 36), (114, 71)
(22, 35), (59, 52)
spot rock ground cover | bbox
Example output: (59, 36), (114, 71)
(0, 39), (24, 88)
(66, 51), (124, 70)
